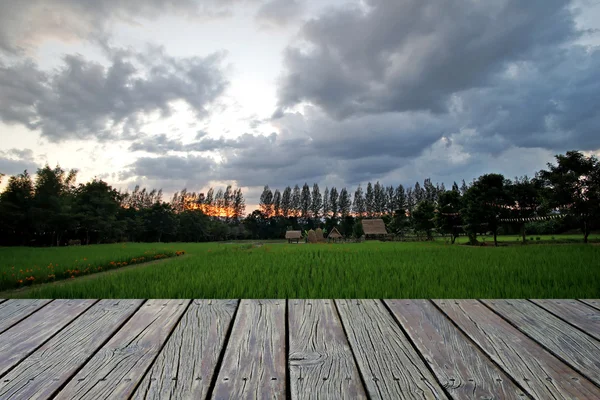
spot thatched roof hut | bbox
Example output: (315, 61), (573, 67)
(327, 227), (342, 239)
(285, 230), (302, 239)
(361, 219), (388, 236)
(285, 230), (302, 243)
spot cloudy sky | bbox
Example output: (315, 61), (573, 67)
(1, 0), (600, 209)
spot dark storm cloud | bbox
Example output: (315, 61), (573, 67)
(277, 0), (579, 119)
(0, 47), (228, 142)
(456, 46), (600, 154)
(123, 154), (216, 185)
(0, 148), (40, 175)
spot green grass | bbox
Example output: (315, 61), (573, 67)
(0, 243), (184, 291)
(2, 239), (599, 298)
(444, 233), (600, 244)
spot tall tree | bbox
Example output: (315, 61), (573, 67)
(374, 181), (386, 215)
(452, 181), (460, 193)
(414, 182), (424, 203)
(509, 176), (543, 243)
(393, 184), (406, 214)
(32, 165), (78, 246)
(0, 171), (34, 245)
(352, 184), (366, 217)
(291, 184), (301, 217)
(273, 189), (281, 217)
(339, 188), (351, 217)
(232, 188), (246, 221)
(406, 187), (415, 215)
(460, 179), (468, 196)
(74, 179), (121, 244)
(310, 183), (322, 221)
(281, 186), (292, 217)
(300, 183), (311, 220)
(435, 190), (462, 244)
(423, 178), (436, 203)
(385, 185), (395, 214)
(329, 187), (339, 219)
(539, 151), (600, 243)
(365, 182), (374, 217)
(412, 200), (436, 240)
(462, 173), (510, 246)
(322, 187), (330, 218)
(223, 185), (233, 220)
(259, 185), (274, 216)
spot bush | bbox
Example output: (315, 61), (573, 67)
(536, 236), (541, 241)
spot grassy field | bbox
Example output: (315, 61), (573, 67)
(2, 239), (598, 298)
(0, 243), (184, 291)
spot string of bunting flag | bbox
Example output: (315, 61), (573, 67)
(499, 214), (565, 223)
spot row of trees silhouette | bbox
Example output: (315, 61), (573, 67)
(0, 150), (598, 246)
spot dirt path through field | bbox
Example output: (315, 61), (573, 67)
(0, 254), (189, 297)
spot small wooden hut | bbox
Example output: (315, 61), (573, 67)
(361, 219), (389, 240)
(285, 230), (302, 243)
(327, 227), (343, 242)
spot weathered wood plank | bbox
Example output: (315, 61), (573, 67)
(580, 299), (600, 311)
(133, 300), (238, 400)
(385, 300), (526, 399)
(483, 299), (600, 387)
(0, 299), (96, 376)
(288, 299), (367, 400)
(0, 299), (143, 400)
(435, 300), (600, 398)
(531, 299), (600, 341)
(54, 299), (190, 400)
(335, 299), (448, 400)
(212, 299), (286, 400)
(0, 299), (52, 334)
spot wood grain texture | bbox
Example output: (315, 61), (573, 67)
(335, 299), (447, 400)
(483, 299), (600, 387)
(212, 299), (286, 400)
(133, 300), (238, 400)
(54, 299), (190, 400)
(0, 299), (52, 334)
(435, 300), (600, 399)
(531, 299), (600, 341)
(0, 299), (143, 400)
(579, 299), (600, 311)
(385, 300), (526, 399)
(288, 299), (367, 400)
(0, 299), (96, 376)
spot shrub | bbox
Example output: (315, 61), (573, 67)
(536, 237), (541, 241)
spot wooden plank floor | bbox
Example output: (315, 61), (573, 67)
(0, 299), (598, 399)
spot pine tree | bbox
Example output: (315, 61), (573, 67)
(414, 182), (424, 203)
(452, 181), (460, 193)
(300, 183), (311, 220)
(322, 187), (330, 218)
(232, 188), (245, 220)
(365, 182), (374, 217)
(374, 181), (386, 215)
(339, 188), (351, 217)
(223, 185), (233, 220)
(329, 187), (339, 219)
(281, 186), (292, 217)
(460, 179), (468, 196)
(353, 184), (366, 217)
(259, 185), (273, 216)
(394, 184), (406, 213)
(273, 189), (281, 216)
(291, 185), (301, 217)
(311, 183), (322, 220)
(386, 185), (395, 214)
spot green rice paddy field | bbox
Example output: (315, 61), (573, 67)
(1, 237), (599, 298)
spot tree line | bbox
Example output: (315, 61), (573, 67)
(0, 150), (598, 246)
